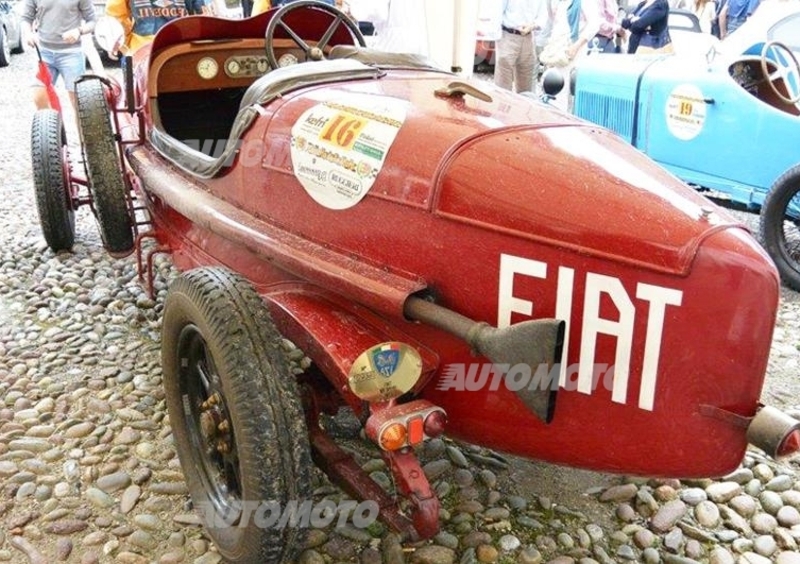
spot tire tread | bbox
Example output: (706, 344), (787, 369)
(31, 110), (75, 251)
(76, 79), (134, 255)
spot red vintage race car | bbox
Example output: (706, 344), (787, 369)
(28, 1), (800, 562)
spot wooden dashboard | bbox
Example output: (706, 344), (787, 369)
(149, 38), (307, 96)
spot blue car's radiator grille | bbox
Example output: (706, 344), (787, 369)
(574, 93), (635, 143)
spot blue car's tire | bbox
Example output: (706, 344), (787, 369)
(761, 165), (800, 292)
(162, 268), (313, 564)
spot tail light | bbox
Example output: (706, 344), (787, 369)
(366, 400), (447, 452)
(423, 410), (447, 438)
(379, 423), (407, 451)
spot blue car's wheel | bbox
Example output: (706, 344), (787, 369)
(761, 165), (800, 292)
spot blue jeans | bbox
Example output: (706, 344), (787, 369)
(38, 48), (85, 91)
(726, 15), (747, 35)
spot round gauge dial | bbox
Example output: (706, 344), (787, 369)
(226, 58), (241, 77)
(256, 58), (269, 74)
(278, 53), (299, 68)
(197, 57), (219, 80)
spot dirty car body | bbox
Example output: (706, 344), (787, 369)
(32, 1), (800, 561)
(571, 0), (800, 290)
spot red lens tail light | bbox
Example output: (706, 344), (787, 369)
(423, 410), (447, 438)
(407, 416), (425, 446)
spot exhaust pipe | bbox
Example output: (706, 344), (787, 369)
(747, 406), (800, 458)
(403, 296), (565, 423)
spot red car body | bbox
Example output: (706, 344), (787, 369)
(46, 2), (798, 557)
(128, 11), (780, 476)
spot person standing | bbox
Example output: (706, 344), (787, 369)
(371, 0), (429, 58)
(710, 0), (726, 37)
(534, 0), (557, 76)
(567, 0), (623, 58)
(693, 0), (717, 34)
(718, 0), (758, 37)
(495, 0), (541, 93)
(20, 0), (96, 111)
(104, 0), (189, 55)
(621, 0), (671, 53)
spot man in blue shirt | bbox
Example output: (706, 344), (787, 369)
(719, 0), (759, 37)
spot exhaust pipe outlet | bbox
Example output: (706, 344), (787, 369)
(747, 406), (800, 458)
(403, 296), (564, 423)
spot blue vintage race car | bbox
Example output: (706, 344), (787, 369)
(568, 0), (800, 290)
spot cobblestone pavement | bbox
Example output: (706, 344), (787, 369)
(2, 49), (800, 564)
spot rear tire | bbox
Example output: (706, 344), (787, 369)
(162, 268), (313, 564)
(76, 78), (134, 256)
(31, 110), (75, 252)
(0, 26), (10, 67)
(760, 164), (800, 292)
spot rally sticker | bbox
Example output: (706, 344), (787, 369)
(665, 84), (707, 141)
(290, 95), (408, 210)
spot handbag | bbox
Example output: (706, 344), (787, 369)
(540, 32), (573, 67)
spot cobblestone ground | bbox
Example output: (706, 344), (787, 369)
(2, 49), (800, 564)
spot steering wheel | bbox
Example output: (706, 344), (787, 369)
(760, 40), (800, 105)
(265, 0), (366, 70)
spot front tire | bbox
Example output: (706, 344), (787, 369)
(760, 164), (800, 292)
(31, 110), (75, 252)
(162, 268), (313, 564)
(76, 78), (134, 256)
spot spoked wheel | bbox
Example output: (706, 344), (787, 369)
(264, 0), (365, 69)
(76, 78), (134, 256)
(761, 164), (800, 292)
(760, 40), (800, 105)
(162, 268), (313, 564)
(31, 110), (75, 252)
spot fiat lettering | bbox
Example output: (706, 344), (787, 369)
(498, 254), (683, 411)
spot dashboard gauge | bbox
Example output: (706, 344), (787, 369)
(197, 57), (218, 80)
(278, 53), (299, 68)
(225, 58), (241, 77)
(256, 58), (269, 74)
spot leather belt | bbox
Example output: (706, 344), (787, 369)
(502, 25), (524, 35)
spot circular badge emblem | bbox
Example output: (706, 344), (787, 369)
(347, 342), (422, 402)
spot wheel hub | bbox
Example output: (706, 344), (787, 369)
(199, 392), (233, 455)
